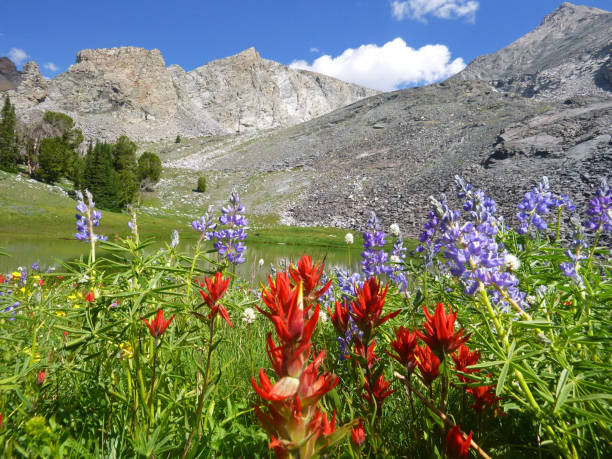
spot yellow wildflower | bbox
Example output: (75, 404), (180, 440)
(117, 342), (134, 359)
(56, 311), (66, 317)
(23, 347), (41, 363)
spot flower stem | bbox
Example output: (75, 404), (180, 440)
(394, 371), (491, 459)
(182, 317), (215, 459)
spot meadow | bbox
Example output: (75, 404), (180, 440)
(0, 176), (610, 458)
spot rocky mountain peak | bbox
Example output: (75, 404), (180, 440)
(1, 45), (376, 141)
(234, 47), (260, 60)
(454, 2), (611, 100)
(542, 2), (608, 25)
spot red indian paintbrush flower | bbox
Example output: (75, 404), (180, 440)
(258, 275), (318, 377)
(289, 255), (332, 305)
(352, 338), (378, 370)
(467, 384), (501, 413)
(362, 374), (395, 414)
(142, 309), (176, 338)
(415, 344), (441, 386)
(350, 277), (399, 337)
(36, 370), (46, 385)
(388, 326), (419, 372)
(297, 351), (339, 407)
(452, 344), (481, 382)
(328, 299), (351, 335)
(417, 303), (469, 359)
(446, 425), (472, 459)
(253, 257), (354, 457)
(351, 421), (366, 447)
(199, 272), (233, 327)
(84, 291), (95, 303)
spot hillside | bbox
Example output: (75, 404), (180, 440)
(160, 2), (611, 236)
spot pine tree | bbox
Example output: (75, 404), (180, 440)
(36, 137), (67, 183)
(83, 143), (120, 211)
(0, 95), (19, 171)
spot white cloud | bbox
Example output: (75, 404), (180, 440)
(43, 62), (59, 72)
(309, 47), (320, 53)
(290, 37), (465, 92)
(8, 47), (28, 65)
(391, 0), (478, 22)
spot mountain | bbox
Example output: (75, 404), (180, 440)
(163, 2), (611, 235)
(1, 47), (377, 141)
(453, 2), (612, 99)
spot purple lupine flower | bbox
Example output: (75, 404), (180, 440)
(337, 317), (363, 361)
(191, 206), (217, 241)
(31, 262), (39, 271)
(559, 217), (588, 283)
(211, 190), (249, 265)
(585, 178), (612, 234)
(417, 195), (461, 266)
(74, 190), (107, 243)
(418, 178), (527, 311)
(389, 235), (408, 291)
(336, 268), (362, 301)
(516, 177), (570, 235)
(361, 212), (392, 277)
(4, 301), (19, 320)
(19, 268), (28, 286)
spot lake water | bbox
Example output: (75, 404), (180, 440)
(0, 234), (363, 282)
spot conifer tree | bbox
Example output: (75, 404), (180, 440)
(0, 95), (19, 171)
(83, 143), (120, 211)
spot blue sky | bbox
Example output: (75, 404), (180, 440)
(1, 1), (610, 91)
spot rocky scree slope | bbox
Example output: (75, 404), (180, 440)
(167, 2), (611, 236)
(0, 47), (377, 141)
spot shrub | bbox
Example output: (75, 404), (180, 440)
(196, 175), (207, 193)
(175, 135), (181, 143)
(137, 151), (162, 191)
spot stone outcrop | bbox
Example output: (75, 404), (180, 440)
(453, 2), (612, 100)
(169, 48), (377, 133)
(0, 57), (20, 91)
(2, 47), (377, 141)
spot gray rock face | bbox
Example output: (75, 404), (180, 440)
(170, 48), (378, 133)
(454, 2), (612, 100)
(0, 57), (20, 91)
(2, 47), (377, 141)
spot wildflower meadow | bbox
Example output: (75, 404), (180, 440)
(0, 176), (611, 458)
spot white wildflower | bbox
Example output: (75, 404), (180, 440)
(319, 311), (329, 324)
(242, 307), (257, 324)
(258, 258), (264, 267)
(389, 223), (401, 237)
(526, 295), (537, 306)
(504, 254), (520, 272)
(345, 233), (354, 245)
(390, 255), (401, 264)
